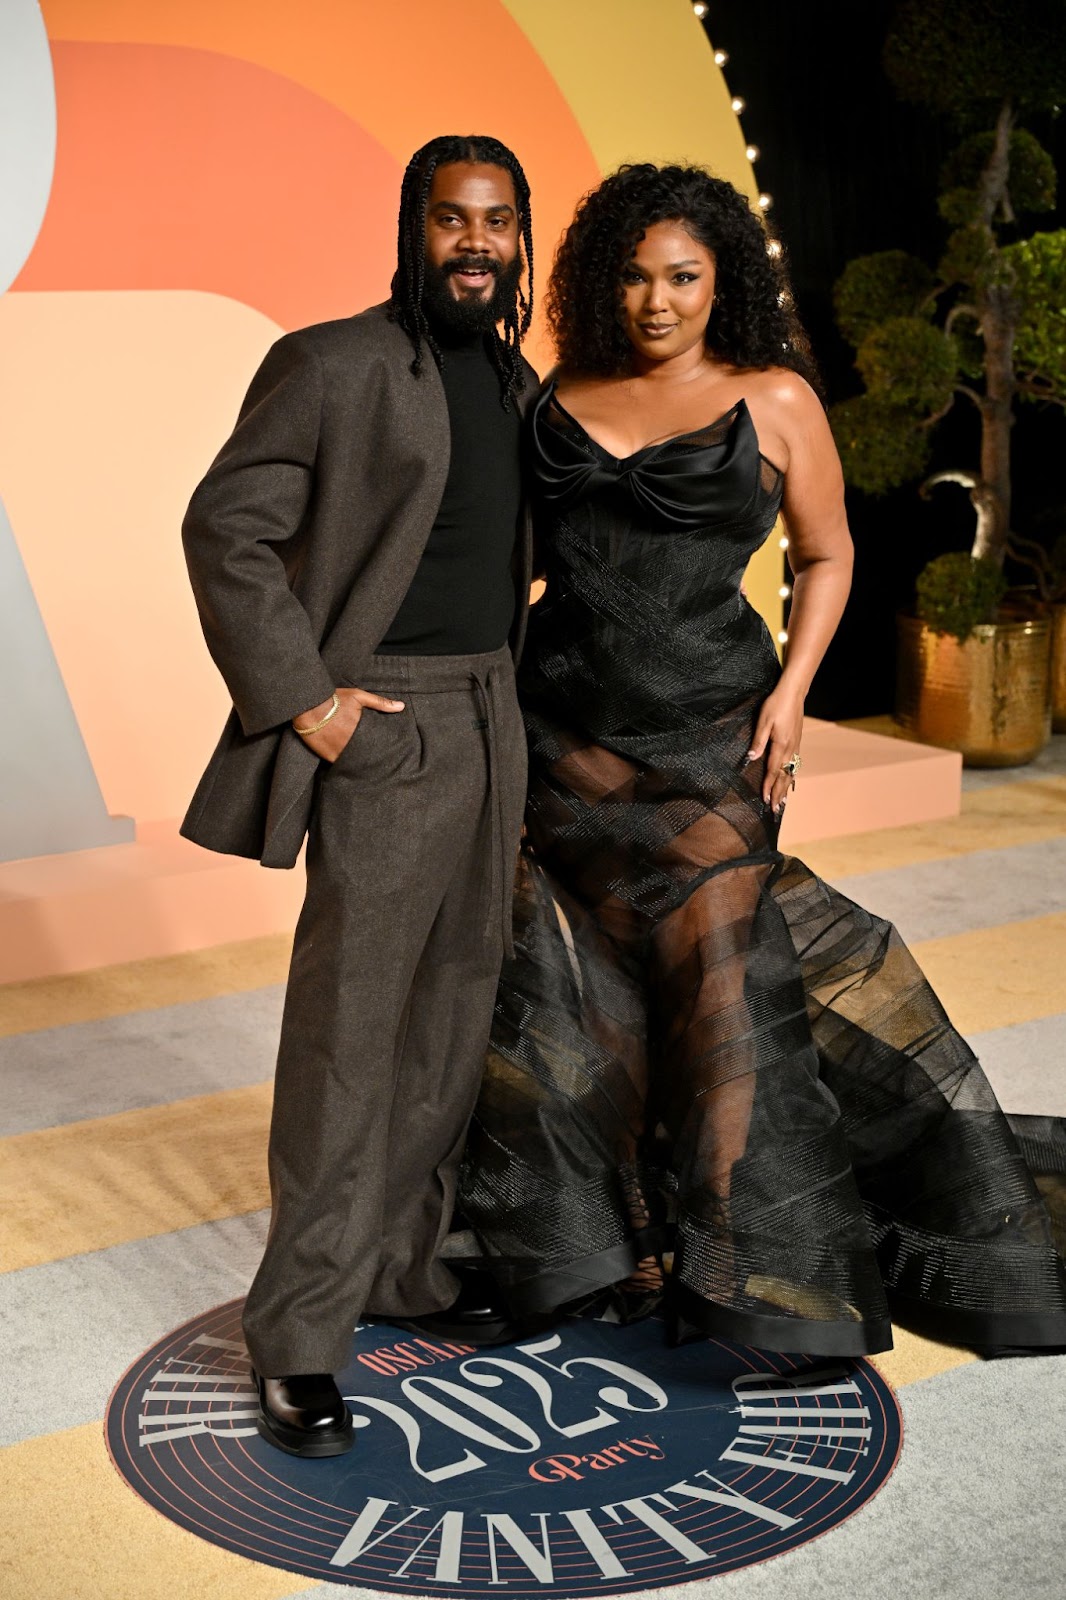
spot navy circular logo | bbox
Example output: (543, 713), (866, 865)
(105, 1299), (901, 1592)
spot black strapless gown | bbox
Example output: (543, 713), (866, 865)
(459, 384), (1066, 1356)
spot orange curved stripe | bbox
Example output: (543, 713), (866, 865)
(14, 42), (402, 330)
(39, 0), (601, 356)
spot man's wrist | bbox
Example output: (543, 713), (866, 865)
(293, 692), (340, 736)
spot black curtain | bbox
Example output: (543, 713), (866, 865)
(703, 0), (1066, 718)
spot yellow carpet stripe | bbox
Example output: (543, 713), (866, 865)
(0, 933), (292, 1040)
(911, 909), (1066, 1036)
(800, 775), (1066, 881)
(0, 1422), (308, 1600)
(0, 1084), (271, 1275)
(1, 911), (1062, 1276)
(870, 1325), (976, 1389)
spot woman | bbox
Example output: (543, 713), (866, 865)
(459, 164), (1066, 1356)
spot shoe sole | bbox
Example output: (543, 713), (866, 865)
(255, 1411), (354, 1458)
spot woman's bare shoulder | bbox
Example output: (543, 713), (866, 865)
(743, 365), (821, 414)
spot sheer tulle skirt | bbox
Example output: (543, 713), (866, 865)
(460, 698), (1066, 1355)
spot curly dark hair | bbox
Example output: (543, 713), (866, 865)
(546, 163), (819, 392)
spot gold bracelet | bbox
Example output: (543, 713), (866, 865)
(293, 692), (339, 736)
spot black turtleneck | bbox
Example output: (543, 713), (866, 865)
(377, 331), (522, 655)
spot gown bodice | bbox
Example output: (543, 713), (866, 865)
(522, 383), (786, 738)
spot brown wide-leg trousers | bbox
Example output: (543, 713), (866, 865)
(242, 645), (527, 1376)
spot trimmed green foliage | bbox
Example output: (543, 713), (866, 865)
(856, 318), (957, 413)
(835, 0), (1066, 589)
(833, 251), (936, 345)
(915, 552), (1008, 640)
(941, 129), (1056, 214)
(884, 0), (1066, 115)
(937, 223), (991, 286)
(1006, 231), (1066, 398)
(829, 396), (931, 496)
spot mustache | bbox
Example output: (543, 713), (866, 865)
(442, 255), (500, 277)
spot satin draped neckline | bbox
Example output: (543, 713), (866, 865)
(532, 380), (783, 531)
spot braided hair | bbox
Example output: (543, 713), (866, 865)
(389, 134), (534, 408)
(547, 163), (820, 394)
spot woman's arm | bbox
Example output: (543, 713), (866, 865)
(747, 372), (854, 810)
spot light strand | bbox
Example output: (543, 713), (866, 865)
(695, 2), (787, 648)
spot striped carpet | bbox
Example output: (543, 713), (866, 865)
(2, 742), (1065, 1599)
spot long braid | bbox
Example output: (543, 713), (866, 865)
(389, 134), (533, 408)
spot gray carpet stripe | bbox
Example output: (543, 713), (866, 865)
(830, 835), (1066, 944)
(0, 986), (283, 1135)
(0, 1209), (268, 1445)
(965, 1012), (1066, 1117)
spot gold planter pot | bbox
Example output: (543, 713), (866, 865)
(1050, 603), (1066, 734)
(895, 614), (1051, 767)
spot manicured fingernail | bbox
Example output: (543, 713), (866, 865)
(389, 699), (405, 708)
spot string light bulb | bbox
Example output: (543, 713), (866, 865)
(767, 239), (783, 258)
(731, 95), (746, 113)
(692, 0), (708, 15)
(745, 144), (760, 162)
(758, 193), (773, 211)
(778, 584), (792, 599)
(778, 534), (789, 549)
(714, 48), (728, 64)
(777, 630), (789, 645)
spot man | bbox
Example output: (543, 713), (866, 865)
(181, 134), (537, 1458)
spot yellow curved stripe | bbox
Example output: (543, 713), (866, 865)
(502, 0), (756, 197)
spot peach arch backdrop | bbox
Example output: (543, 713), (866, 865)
(0, 0), (768, 859)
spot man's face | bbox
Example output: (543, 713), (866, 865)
(422, 161), (523, 334)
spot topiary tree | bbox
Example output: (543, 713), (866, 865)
(829, 0), (1066, 570)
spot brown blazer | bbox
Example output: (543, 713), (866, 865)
(180, 303), (537, 867)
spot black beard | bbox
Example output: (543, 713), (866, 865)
(422, 254), (524, 338)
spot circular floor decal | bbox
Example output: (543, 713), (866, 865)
(106, 1299), (901, 1592)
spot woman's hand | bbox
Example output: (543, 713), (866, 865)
(293, 687), (405, 762)
(747, 680), (805, 812)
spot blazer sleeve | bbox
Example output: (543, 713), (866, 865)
(181, 332), (336, 737)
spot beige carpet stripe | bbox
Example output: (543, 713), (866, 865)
(800, 774), (1066, 881)
(0, 1422), (308, 1600)
(0, 933), (292, 1039)
(0, 1083), (271, 1274)
(869, 1325), (976, 1389)
(911, 910), (1066, 1036)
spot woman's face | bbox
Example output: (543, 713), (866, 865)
(619, 219), (717, 364)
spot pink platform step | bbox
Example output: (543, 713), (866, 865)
(0, 719), (960, 982)
(779, 717), (960, 847)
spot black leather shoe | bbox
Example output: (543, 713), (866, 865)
(376, 1271), (537, 1347)
(253, 1369), (354, 1457)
